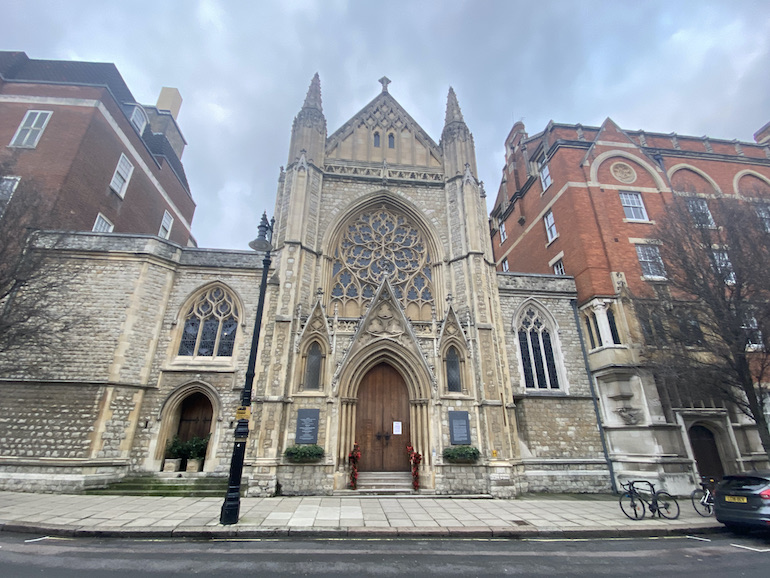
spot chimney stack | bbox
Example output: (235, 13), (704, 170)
(156, 87), (183, 120)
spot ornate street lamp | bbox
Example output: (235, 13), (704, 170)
(220, 212), (274, 525)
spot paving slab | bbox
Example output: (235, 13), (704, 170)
(0, 491), (725, 540)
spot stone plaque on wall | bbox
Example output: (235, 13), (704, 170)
(449, 411), (470, 445)
(295, 409), (320, 444)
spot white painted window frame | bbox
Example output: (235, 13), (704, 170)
(619, 191), (649, 221)
(544, 210), (558, 243)
(159, 210), (174, 239)
(109, 153), (134, 198)
(92, 213), (114, 233)
(9, 110), (52, 148)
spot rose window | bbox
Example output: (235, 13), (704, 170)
(330, 208), (434, 319)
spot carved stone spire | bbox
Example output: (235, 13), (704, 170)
(303, 72), (323, 112)
(440, 86), (475, 178)
(289, 73), (327, 166)
(444, 87), (465, 126)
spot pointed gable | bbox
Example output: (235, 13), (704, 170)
(297, 300), (331, 351)
(325, 84), (443, 169)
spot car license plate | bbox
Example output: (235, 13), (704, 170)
(724, 495), (748, 503)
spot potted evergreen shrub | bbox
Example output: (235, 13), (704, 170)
(163, 436), (187, 472)
(442, 445), (480, 464)
(185, 435), (210, 472)
(284, 444), (325, 463)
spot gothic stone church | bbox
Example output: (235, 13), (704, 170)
(0, 77), (611, 496)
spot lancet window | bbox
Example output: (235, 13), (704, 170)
(329, 207), (434, 319)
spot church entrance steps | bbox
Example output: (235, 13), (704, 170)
(333, 471), (426, 496)
(84, 474), (230, 498)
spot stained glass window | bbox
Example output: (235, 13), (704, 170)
(446, 346), (462, 392)
(329, 207), (434, 319)
(178, 286), (239, 358)
(304, 342), (323, 390)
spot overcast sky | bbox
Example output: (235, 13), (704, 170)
(2, 0), (768, 249)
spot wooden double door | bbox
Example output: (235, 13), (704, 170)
(355, 364), (411, 472)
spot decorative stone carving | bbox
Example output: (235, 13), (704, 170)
(610, 162), (637, 184)
(616, 406), (642, 425)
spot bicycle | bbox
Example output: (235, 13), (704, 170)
(690, 477), (716, 517)
(619, 480), (680, 520)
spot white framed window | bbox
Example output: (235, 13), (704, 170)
(743, 311), (763, 350)
(10, 110), (52, 148)
(553, 259), (565, 276)
(502, 258), (510, 272)
(92, 213), (114, 233)
(499, 220), (507, 243)
(686, 198), (715, 227)
(712, 249), (735, 284)
(0, 176), (20, 199)
(756, 205), (770, 232)
(539, 162), (552, 191)
(130, 105), (148, 134)
(159, 210), (174, 239)
(619, 191), (649, 221)
(109, 153), (134, 198)
(636, 244), (666, 279)
(544, 210), (558, 242)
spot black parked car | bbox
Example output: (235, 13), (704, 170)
(714, 470), (770, 530)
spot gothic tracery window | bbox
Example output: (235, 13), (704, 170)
(517, 307), (561, 390)
(178, 285), (239, 358)
(330, 207), (434, 319)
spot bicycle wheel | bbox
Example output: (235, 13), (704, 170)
(655, 491), (680, 519)
(619, 492), (646, 520)
(691, 489), (713, 517)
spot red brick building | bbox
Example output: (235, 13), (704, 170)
(0, 51), (195, 248)
(490, 117), (770, 492)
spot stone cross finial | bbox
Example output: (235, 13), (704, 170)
(379, 76), (391, 92)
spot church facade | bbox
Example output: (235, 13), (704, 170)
(0, 77), (611, 496)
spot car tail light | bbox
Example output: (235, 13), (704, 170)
(760, 488), (770, 500)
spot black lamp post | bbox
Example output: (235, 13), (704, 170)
(220, 212), (274, 525)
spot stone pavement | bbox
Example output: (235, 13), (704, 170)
(0, 491), (723, 539)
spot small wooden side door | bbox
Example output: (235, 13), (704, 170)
(177, 392), (213, 441)
(355, 364), (410, 471)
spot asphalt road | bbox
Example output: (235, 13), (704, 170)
(0, 531), (769, 577)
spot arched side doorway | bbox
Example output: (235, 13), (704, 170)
(355, 363), (411, 471)
(688, 424), (725, 480)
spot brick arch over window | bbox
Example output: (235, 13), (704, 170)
(324, 194), (442, 321)
(589, 151), (667, 190)
(174, 282), (243, 359)
(735, 171), (770, 197)
(513, 301), (566, 392)
(668, 165), (721, 195)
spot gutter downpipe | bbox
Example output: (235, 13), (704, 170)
(571, 299), (618, 493)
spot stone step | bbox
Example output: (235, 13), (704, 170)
(84, 475), (231, 497)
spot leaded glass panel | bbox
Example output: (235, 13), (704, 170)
(330, 207), (434, 319)
(304, 342), (322, 390)
(177, 286), (240, 358)
(446, 346), (462, 392)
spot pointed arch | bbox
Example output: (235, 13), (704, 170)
(173, 282), (244, 360)
(513, 299), (567, 392)
(438, 308), (471, 395)
(322, 193), (443, 320)
(154, 380), (222, 465)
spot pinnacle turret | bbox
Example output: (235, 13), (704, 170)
(444, 87), (465, 127)
(302, 72), (323, 112)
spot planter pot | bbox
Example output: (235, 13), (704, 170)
(163, 458), (182, 472)
(446, 460), (477, 465)
(186, 458), (203, 472)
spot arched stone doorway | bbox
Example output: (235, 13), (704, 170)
(355, 363), (411, 471)
(689, 424), (725, 480)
